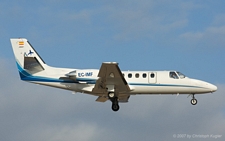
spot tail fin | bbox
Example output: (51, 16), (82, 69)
(10, 38), (47, 78)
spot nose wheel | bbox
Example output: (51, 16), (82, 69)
(190, 94), (197, 105)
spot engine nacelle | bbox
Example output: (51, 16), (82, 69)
(65, 70), (77, 80)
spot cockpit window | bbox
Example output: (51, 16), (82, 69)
(170, 72), (179, 79)
(177, 71), (185, 79)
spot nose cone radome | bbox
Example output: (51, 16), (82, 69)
(204, 82), (217, 93)
(209, 84), (217, 92)
(192, 79), (217, 93)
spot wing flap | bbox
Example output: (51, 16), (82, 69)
(95, 96), (108, 102)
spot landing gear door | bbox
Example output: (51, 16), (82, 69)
(148, 72), (157, 83)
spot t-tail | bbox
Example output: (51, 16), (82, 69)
(10, 38), (49, 80)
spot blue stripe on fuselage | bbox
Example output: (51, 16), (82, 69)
(16, 61), (74, 83)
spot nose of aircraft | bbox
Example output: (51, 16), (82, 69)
(208, 83), (217, 92)
(192, 79), (217, 93)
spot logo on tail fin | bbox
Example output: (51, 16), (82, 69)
(24, 50), (34, 57)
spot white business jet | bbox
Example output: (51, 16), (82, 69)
(10, 38), (217, 111)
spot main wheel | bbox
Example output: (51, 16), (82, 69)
(191, 99), (197, 105)
(112, 104), (120, 111)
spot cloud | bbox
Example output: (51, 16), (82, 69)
(180, 12), (225, 48)
(14, 0), (196, 42)
(102, 1), (198, 41)
(1, 0), (215, 50)
(180, 25), (225, 48)
(212, 14), (225, 26)
(17, 122), (104, 141)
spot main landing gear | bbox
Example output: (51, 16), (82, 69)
(108, 92), (120, 112)
(190, 94), (197, 105)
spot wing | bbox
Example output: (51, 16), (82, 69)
(92, 62), (130, 95)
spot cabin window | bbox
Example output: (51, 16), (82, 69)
(150, 73), (155, 78)
(135, 73), (139, 78)
(170, 72), (178, 79)
(128, 73), (132, 78)
(142, 73), (147, 78)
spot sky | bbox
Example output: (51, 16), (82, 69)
(0, 0), (225, 140)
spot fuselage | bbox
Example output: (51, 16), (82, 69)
(28, 67), (217, 96)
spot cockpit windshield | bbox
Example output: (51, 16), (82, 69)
(176, 71), (185, 79)
(169, 72), (179, 79)
(169, 71), (186, 79)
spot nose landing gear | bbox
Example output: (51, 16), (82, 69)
(190, 94), (197, 105)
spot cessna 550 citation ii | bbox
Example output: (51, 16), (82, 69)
(10, 38), (217, 111)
